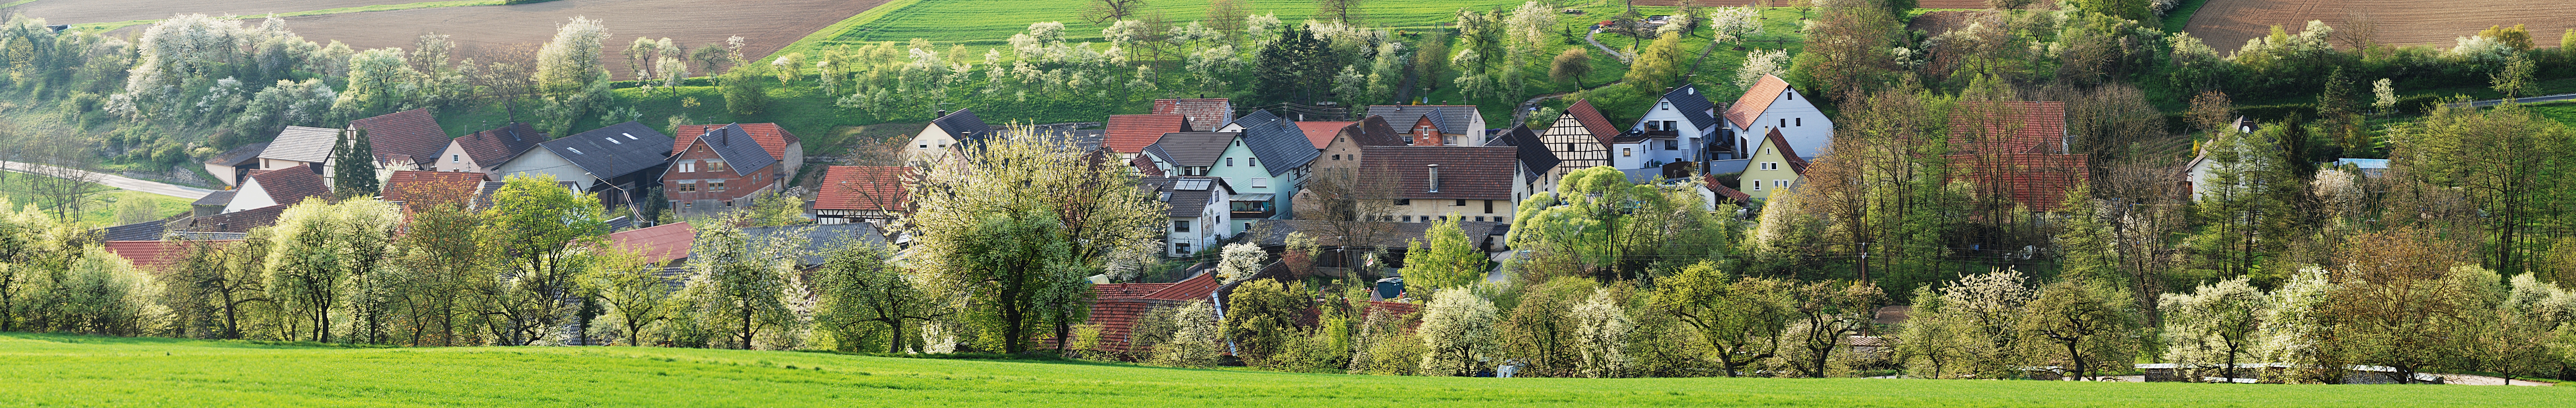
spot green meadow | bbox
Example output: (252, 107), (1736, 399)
(2, 333), (2566, 407)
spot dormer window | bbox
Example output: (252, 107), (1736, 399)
(1426, 164), (1441, 193)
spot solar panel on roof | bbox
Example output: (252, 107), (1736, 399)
(1174, 179), (1210, 190)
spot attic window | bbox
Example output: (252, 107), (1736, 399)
(1786, 91), (1794, 101)
(1660, 101), (1671, 110)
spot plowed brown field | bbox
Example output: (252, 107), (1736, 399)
(2184, 0), (2576, 50)
(279, 0), (883, 78)
(4, 0), (397, 24)
(1625, 0), (1991, 7)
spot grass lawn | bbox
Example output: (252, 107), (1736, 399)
(2158, 0), (2210, 34)
(2530, 100), (2576, 128)
(4, 333), (2569, 407)
(0, 176), (193, 227)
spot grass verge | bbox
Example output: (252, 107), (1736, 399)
(4, 332), (2569, 407)
(2160, 0), (2210, 34)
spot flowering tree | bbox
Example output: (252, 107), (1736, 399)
(1418, 289), (1500, 376)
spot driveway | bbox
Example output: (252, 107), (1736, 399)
(0, 160), (215, 200)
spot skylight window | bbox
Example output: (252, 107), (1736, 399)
(622, 133), (637, 139)
(567, 147), (584, 154)
(605, 137), (621, 144)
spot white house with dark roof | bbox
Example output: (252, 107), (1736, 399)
(1139, 110), (1321, 231)
(1365, 105), (1487, 146)
(1720, 74), (1833, 160)
(1137, 176), (1234, 255)
(256, 126), (342, 185)
(905, 109), (995, 162)
(433, 122), (545, 177)
(1615, 84), (1726, 170)
(492, 121), (676, 210)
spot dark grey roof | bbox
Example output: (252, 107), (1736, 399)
(1660, 84), (1718, 130)
(208, 142), (269, 167)
(691, 124), (780, 176)
(604, 216), (634, 231)
(933, 109), (996, 143)
(1365, 105), (1481, 135)
(1137, 176), (1230, 217)
(101, 220), (166, 241)
(1231, 110), (1322, 177)
(1487, 125), (1562, 176)
(547, 121), (677, 179)
(191, 190), (237, 207)
(1142, 132), (1238, 167)
(1706, 158), (1751, 175)
(740, 223), (890, 266)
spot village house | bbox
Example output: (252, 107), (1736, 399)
(1314, 116), (1407, 174)
(234, 126), (340, 186)
(350, 109), (451, 173)
(1616, 84), (1725, 170)
(1138, 176), (1234, 256)
(674, 122), (802, 178)
(221, 163), (332, 214)
(1137, 110), (1319, 231)
(201, 142), (269, 187)
(1353, 144), (1527, 223)
(812, 165), (915, 226)
(1482, 124), (1567, 201)
(1720, 74), (1833, 161)
(1540, 99), (1619, 178)
(493, 121), (676, 211)
(661, 123), (784, 216)
(1100, 114), (1194, 160)
(1151, 98), (1235, 129)
(1365, 105), (1488, 146)
(903, 109), (994, 162)
(1738, 129), (1810, 200)
(2183, 116), (2262, 200)
(1944, 101), (2088, 211)
(432, 122), (545, 177)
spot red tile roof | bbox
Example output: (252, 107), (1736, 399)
(607, 222), (694, 264)
(1142, 272), (1219, 301)
(1364, 301), (1420, 318)
(104, 240), (237, 270)
(814, 166), (914, 212)
(380, 170), (486, 204)
(673, 123), (798, 159)
(1762, 128), (1811, 174)
(1151, 98), (1232, 128)
(1103, 114), (1193, 153)
(1947, 101), (2068, 154)
(1723, 74), (1793, 129)
(1293, 122), (1354, 149)
(1358, 145), (1521, 200)
(1096, 283), (1178, 299)
(246, 164), (332, 207)
(1129, 153), (1166, 176)
(351, 109), (450, 164)
(1565, 99), (1622, 148)
(454, 122), (545, 165)
(1945, 153), (2090, 211)
(1706, 174), (1752, 200)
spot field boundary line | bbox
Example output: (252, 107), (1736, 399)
(770, 0), (922, 58)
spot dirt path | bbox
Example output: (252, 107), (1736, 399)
(0, 160), (215, 200)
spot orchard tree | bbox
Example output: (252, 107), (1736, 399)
(815, 238), (939, 353)
(479, 174), (610, 345)
(2161, 277), (2269, 381)
(263, 199), (402, 343)
(905, 125), (1162, 353)
(1652, 261), (1788, 377)
(1399, 217), (1485, 290)
(1418, 289), (1499, 376)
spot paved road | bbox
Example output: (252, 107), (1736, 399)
(2445, 92), (2576, 108)
(0, 160), (215, 200)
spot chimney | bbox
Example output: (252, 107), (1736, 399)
(1426, 164), (1441, 193)
(936, 109), (948, 118)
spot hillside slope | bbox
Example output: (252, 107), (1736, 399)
(1, 333), (2567, 407)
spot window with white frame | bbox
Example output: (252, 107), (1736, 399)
(1251, 178), (1267, 187)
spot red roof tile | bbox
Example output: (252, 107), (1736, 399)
(814, 166), (914, 212)
(1565, 99), (1622, 148)
(1142, 272), (1219, 301)
(673, 123), (798, 159)
(380, 170), (486, 204)
(1358, 145), (1521, 200)
(246, 164), (332, 207)
(1706, 174), (1752, 200)
(454, 122), (545, 165)
(1723, 74), (1792, 129)
(1947, 101), (2068, 154)
(1129, 153), (1166, 176)
(1103, 114), (1193, 153)
(1151, 99), (1232, 128)
(1945, 153), (2090, 211)
(351, 109), (450, 164)
(608, 222), (694, 264)
(1293, 121), (1354, 149)
(104, 240), (237, 270)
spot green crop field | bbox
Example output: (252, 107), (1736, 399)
(3, 333), (2568, 407)
(0, 178), (192, 227)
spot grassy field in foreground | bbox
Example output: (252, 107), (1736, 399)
(2, 333), (2569, 407)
